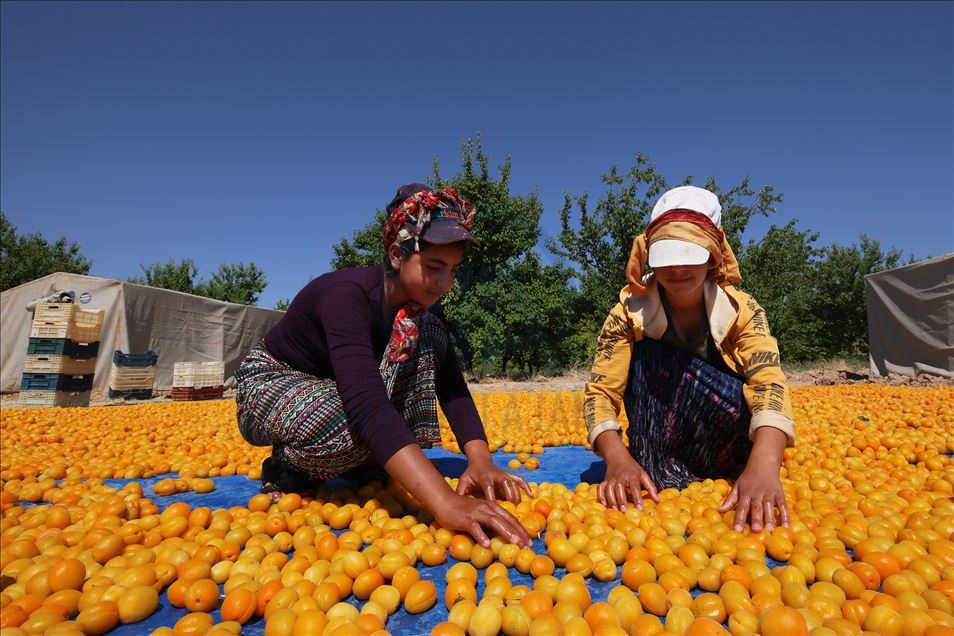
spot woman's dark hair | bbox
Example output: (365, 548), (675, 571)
(383, 236), (417, 277)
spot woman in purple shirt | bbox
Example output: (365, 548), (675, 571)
(235, 184), (531, 547)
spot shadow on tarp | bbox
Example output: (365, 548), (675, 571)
(424, 445), (608, 487)
(29, 446), (789, 634)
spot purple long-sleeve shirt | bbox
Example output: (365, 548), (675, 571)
(263, 265), (486, 465)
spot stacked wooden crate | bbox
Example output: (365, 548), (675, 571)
(20, 303), (104, 408)
(171, 361), (225, 401)
(108, 351), (159, 399)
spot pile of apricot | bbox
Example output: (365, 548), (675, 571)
(0, 385), (950, 635)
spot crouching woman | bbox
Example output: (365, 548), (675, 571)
(584, 185), (795, 532)
(235, 183), (531, 548)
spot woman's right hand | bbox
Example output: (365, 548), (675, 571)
(381, 444), (532, 549)
(597, 453), (660, 512)
(433, 492), (532, 549)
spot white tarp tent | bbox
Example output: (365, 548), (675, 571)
(865, 253), (954, 379)
(1, 272), (285, 391)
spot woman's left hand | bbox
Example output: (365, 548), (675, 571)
(718, 458), (790, 532)
(456, 461), (533, 505)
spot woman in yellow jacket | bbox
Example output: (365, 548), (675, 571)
(584, 185), (795, 533)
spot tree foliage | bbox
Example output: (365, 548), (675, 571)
(811, 235), (903, 358)
(739, 220), (823, 361)
(198, 262), (268, 305)
(328, 143), (914, 375)
(129, 258), (268, 306)
(448, 253), (575, 376)
(129, 259), (199, 294)
(331, 211), (388, 270)
(0, 211), (92, 291)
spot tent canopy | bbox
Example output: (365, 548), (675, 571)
(865, 253), (953, 379)
(1, 272), (285, 391)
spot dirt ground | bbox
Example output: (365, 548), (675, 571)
(2, 363), (951, 409)
(468, 366), (954, 392)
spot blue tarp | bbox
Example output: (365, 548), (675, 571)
(32, 446), (786, 635)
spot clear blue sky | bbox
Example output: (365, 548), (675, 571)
(2, 1), (951, 308)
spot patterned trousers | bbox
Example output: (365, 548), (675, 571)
(624, 338), (753, 490)
(235, 314), (446, 481)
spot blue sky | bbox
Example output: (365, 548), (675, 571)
(2, 1), (951, 308)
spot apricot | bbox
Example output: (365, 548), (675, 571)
(404, 580), (437, 614)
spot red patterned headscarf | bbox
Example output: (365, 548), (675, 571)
(382, 187), (476, 252)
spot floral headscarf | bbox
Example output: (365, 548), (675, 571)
(382, 187), (476, 252)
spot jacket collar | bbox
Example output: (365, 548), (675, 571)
(621, 275), (739, 345)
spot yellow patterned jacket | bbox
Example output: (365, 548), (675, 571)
(583, 275), (795, 447)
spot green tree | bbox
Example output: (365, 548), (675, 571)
(448, 253), (575, 376)
(551, 153), (781, 365)
(129, 259), (199, 294)
(274, 298), (290, 311)
(812, 235), (903, 357)
(0, 211), (92, 290)
(331, 211), (388, 270)
(738, 220), (823, 361)
(130, 259), (269, 306)
(197, 262), (267, 305)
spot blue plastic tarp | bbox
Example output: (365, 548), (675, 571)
(27, 446), (789, 635)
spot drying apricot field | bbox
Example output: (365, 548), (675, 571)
(0, 385), (952, 636)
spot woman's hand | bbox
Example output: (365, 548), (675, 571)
(597, 453), (660, 511)
(434, 492), (532, 549)
(593, 430), (659, 511)
(719, 426), (790, 532)
(718, 460), (789, 532)
(456, 461), (533, 505)
(382, 443), (531, 549)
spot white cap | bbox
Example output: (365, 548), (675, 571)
(647, 186), (722, 268)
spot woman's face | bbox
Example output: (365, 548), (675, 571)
(391, 242), (466, 308)
(654, 261), (710, 302)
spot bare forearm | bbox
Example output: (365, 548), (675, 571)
(594, 430), (631, 464)
(462, 439), (494, 466)
(747, 427), (786, 467)
(383, 444), (454, 511)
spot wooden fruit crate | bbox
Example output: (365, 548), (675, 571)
(23, 354), (97, 376)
